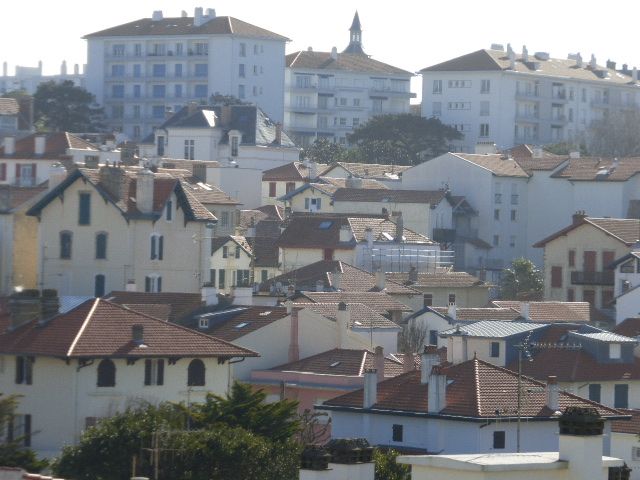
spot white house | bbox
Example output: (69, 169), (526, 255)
(83, 7), (288, 140)
(0, 291), (256, 458)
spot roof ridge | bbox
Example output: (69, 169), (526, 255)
(359, 351), (368, 376)
(227, 16), (233, 34)
(67, 298), (100, 356)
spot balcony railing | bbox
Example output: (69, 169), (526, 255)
(571, 270), (614, 286)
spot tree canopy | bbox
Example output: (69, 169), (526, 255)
(301, 137), (347, 165)
(586, 108), (640, 157)
(500, 258), (544, 300)
(346, 114), (462, 165)
(33, 80), (105, 132)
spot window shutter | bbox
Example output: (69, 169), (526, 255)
(0, 164), (6, 181)
(31, 163), (37, 182)
(158, 236), (164, 260)
(24, 414), (31, 447)
(305, 198), (309, 209)
(317, 198), (322, 209)
(157, 360), (164, 385)
(145, 276), (151, 293)
(157, 277), (162, 292)
(144, 360), (152, 385)
(150, 237), (156, 260)
(235, 246), (240, 258)
(15, 164), (20, 180)
(15, 356), (23, 384)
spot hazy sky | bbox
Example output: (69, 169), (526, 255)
(3, 0), (639, 100)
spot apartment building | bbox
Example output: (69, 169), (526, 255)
(84, 7), (288, 140)
(285, 12), (414, 147)
(420, 45), (640, 151)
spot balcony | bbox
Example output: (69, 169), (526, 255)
(571, 270), (614, 286)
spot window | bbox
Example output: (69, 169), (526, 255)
(285, 182), (296, 194)
(235, 246), (241, 259)
(615, 384), (629, 408)
(238, 84), (245, 99)
(588, 383), (601, 403)
(511, 209), (517, 222)
(157, 135), (165, 156)
(509, 236), (516, 248)
(184, 139), (195, 160)
(174, 84), (183, 98)
(145, 275), (162, 293)
(94, 274), (105, 297)
(95, 232), (107, 259)
(423, 293), (433, 307)
(150, 234), (164, 260)
(231, 136), (239, 157)
(481, 79), (491, 94)
(0, 163), (6, 181)
(432, 80), (442, 94)
(448, 293), (456, 304)
(133, 64), (141, 78)
(602, 289), (614, 307)
(494, 209), (500, 221)
(175, 43), (183, 56)
(239, 43), (246, 57)
(194, 42), (208, 56)
(195, 63), (207, 77)
(152, 64), (166, 77)
(134, 44), (142, 56)
(490, 342), (500, 358)
(323, 248), (334, 261)
(218, 269), (226, 289)
(238, 64), (245, 78)
(480, 123), (490, 137)
(493, 431), (505, 449)
(194, 84), (207, 98)
(448, 80), (472, 88)
(60, 231), (72, 259)
(339, 117), (347, 126)
(97, 359), (116, 387)
(432, 102), (442, 116)
(221, 211), (230, 228)
(353, 98), (360, 107)
(133, 84), (141, 97)
(144, 359), (164, 386)
(222, 246), (229, 258)
(111, 84), (124, 99)
(392, 424), (403, 442)
(78, 192), (91, 225)
(511, 194), (519, 205)
(633, 447), (640, 462)
(610, 343), (622, 359)
(152, 85), (166, 98)
(175, 63), (183, 77)
(187, 359), (206, 386)
(494, 193), (502, 204)
(7, 414), (31, 447)
(111, 64), (125, 77)
(261, 270), (268, 283)
(15, 356), (33, 385)
(152, 105), (165, 119)
(372, 99), (383, 113)
(448, 102), (471, 110)
(165, 200), (173, 221)
(236, 269), (250, 287)
(567, 288), (575, 302)
(352, 118), (360, 127)
(152, 43), (166, 56)
(480, 101), (490, 116)
(269, 182), (276, 197)
(112, 44), (125, 56)
(551, 266), (562, 288)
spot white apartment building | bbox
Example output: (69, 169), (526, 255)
(0, 61), (85, 95)
(83, 7), (288, 141)
(284, 12), (414, 147)
(420, 45), (640, 152)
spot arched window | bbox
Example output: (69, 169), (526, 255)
(95, 232), (108, 259)
(60, 231), (72, 259)
(187, 359), (205, 386)
(94, 274), (106, 297)
(97, 359), (116, 387)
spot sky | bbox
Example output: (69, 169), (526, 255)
(2, 0), (640, 102)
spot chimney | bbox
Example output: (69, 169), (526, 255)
(633, 67), (638, 83)
(2, 62), (6, 77)
(522, 45), (529, 63)
(126, 280), (137, 292)
(308, 160), (318, 180)
(521, 301), (531, 321)
(590, 54), (597, 69)
(363, 368), (377, 408)
(332, 268), (342, 291)
(193, 7), (204, 26)
(558, 407), (606, 480)
(132, 324), (144, 344)
(375, 269), (386, 291)
(8, 290), (41, 331)
(403, 353), (414, 373)
(365, 227), (373, 249)
(569, 150), (580, 159)
(315, 280), (324, 292)
(206, 8), (216, 18)
(3, 136), (15, 156)
(408, 266), (418, 283)
(34, 135), (46, 156)
(421, 345), (441, 384)
(274, 123), (282, 145)
(606, 59), (616, 70)
(221, 105), (232, 126)
(394, 212), (404, 242)
(572, 211), (587, 225)
(532, 146), (543, 158)
(74, 64), (79, 75)
(576, 52), (583, 68)
(136, 168), (155, 214)
(288, 307), (300, 362)
(201, 284), (218, 305)
(339, 225), (352, 243)
(374, 346), (385, 382)
(232, 286), (253, 306)
(427, 365), (447, 413)
(48, 162), (67, 190)
(17, 96), (34, 131)
(336, 302), (349, 348)
(99, 165), (124, 200)
(547, 375), (559, 412)
(151, 10), (163, 21)
(40, 289), (59, 322)
(345, 175), (363, 189)
(60, 60), (67, 76)
(447, 302), (456, 320)
(330, 47), (338, 60)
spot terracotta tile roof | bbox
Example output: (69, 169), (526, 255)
(286, 51), (412, 76)
(386, 271), (488, 288)
(255, 204), (284, 221)
(490, 301), (592, 323)
(294, 302), (400, 330)
(320, 162), (411, 180)
(421, 49), (636, 86)
(181, 178), (241, 205)
(333, 189), (447, 204)
(507, 348), (640, 383)
(0, 185), (48, 212)
(509, 145), (568, 173)
(262, 162), (315, 181)
(611, 409), (640, 434)
(551, 157), (640, 182)
(0, 98), (19, 115)
(613, 317), (640, 337)
(453, 153), (530, 178)
(300, 292), (412, 314)
(105, 291), (203, 322)
(322, 357), (623, 418)
(0, 132), (98, 159)
(260, 260), (419, 295)
(84, 15), (289, 41)
(347, 216), (433, 243)
(248, 236), (280, 268)
(533, 217), (640, 248)
(0, 299), (256, 358)
(268, 348), (403, 377)
(121, 303), (172, 321)
(201, 306), (289, 341)
(432, 307), (521, 322)
(160, 159), (221, 174)
(210, 235), (253, 257)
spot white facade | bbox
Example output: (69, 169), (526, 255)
(0, 61), (85, 95)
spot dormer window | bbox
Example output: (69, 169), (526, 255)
(198, 317), (209, 329)
(610, 343), (621, 359)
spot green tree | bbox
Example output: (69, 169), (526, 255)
(500, 258), (544, 300)
(33, 80), (105, 132)
(587, 108), (640, 157)
(347, 114), (462, 165)
(302, 137), (346, 165)
(0, 394), (48, 472)
(374, 448), (410, 480)
(543, 142), (588, 156)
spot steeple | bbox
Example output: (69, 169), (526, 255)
(343, 11), (366, 55)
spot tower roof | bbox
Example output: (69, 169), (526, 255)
(343, 11), (366, 55)
(349, 11), (362, 31)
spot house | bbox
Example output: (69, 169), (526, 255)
(240, 206), (283, 283)
(84, 8), (289, 139)
(386, 270), (492, 307)
(319, 162), (411, 189)
(318, 347), (625, 454)
(611, 409), (640, 480)
(261, 161), (324, 206)
(26, 165), (222, 296)
(489, 300), (594, 324)
(0, 99), (19, 135)
(400, 407), (627, 480)
(609, 249), (640, 323)
(295, 291), (411, 323)
(276, 213), (442, 274)
(533, 215), (639, 309)
(0, 60), (85, 96)
(208, 235), (252, 294)
(420, 45), (640, 151)
(284, 12), (414, 147)
(0, 290), (256, 458)
(104, 290), (203, 322)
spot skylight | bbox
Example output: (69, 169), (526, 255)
(318, 221), (333, 229)
(329, 361), (341, 368)
(234, 322), (250, 329)
(259, 311), (272, 316)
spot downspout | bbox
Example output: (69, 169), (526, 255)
(74, 359), (94, 445)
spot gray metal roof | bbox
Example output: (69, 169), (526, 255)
(440, 321), (547, 338)
(570, 331), (638, 343)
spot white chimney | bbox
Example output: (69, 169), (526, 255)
(74, 64), (79, 75)
(151, 10), (163, 21)
(4, 136), (15, 156)
(365, 227), (374, 249)
(136, 168), (155, 214)
(289, 307), (300, 362)
(60, 60), (67, 76)
(427, 365), (447, 413)
(576, 52), (583, 68)
(558, 409), (607, 480)
(590, 54), (597, 69)
(447, 302), (456, 320)
(375, 270), (386, 290)
(521, 302), (531, 321)
(201, 285), (218, 306)
(633, 67), (638, 83)
(546, 375), (559, 412)
(339, 225), (353, 243)
(569, 151), (581, 159)
(206, 8), (216, 18)
(363, 368), (378, 408)
(232, 286), (253, 306)
(332, 269), (342, 291)
(420, 345), (441, 384)
(375, 346), (385, 382)
(336, 302), (349, 348)
(194, 7), (204, 26)
(47, 162), (67, 190)
(34, 135), (46, 156)
(522, 45), (529, 63)
(532, 146), (543, 159)
(330, 47), (338, 60)
(126, 280), (137, 292)
(308, 161), (318, 180)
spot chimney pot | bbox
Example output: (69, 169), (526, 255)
(126, 280), (137, 292)
(572, 211), (587, 225)
(201, 284), (218, 305)
(336, 302), (349, 348)
(34, 135), (46, 156)
(363, 368), (377, 408)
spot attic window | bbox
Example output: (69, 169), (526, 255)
(318, 221), (333, 229)
(329, 361), (341, 368)
(258, 311), (272, 316)
(235, 322), (250, 329)
(198, 317), (209, 329)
